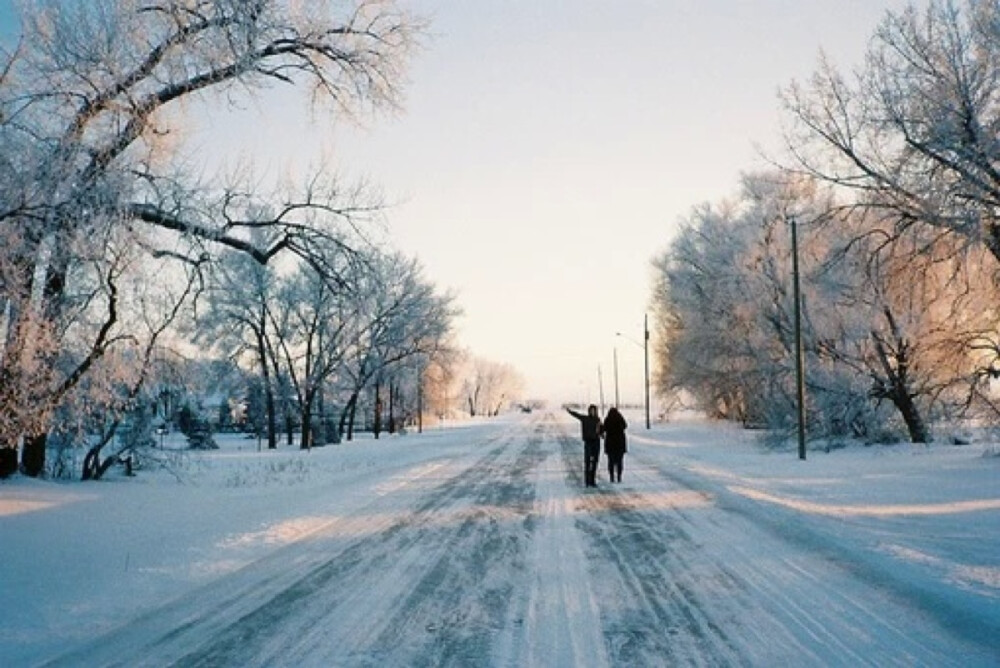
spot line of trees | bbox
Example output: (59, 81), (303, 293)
(652, 0), (1000, 444)
(197, 243), (461, 449)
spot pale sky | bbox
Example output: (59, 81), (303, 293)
(320, 0), (911, 406)
(2, 1), (912, 406)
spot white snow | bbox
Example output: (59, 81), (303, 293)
(1, 412), (998, 666)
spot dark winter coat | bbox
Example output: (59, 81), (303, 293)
(567, 407), (602, 442)
(602, 408), (628, 455)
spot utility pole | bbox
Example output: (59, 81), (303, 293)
(644, 313), (651, 430)
(617, 321), (652, 429)
(791, 218), (807, 460)
(597, 365), (605, 414)
(613, 347), (620, 408)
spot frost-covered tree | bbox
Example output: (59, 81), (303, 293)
(651, 174), (831, 427)
(196, 243), (281, 448)
(781, 0), (1000, 266)
(460, 356), (524, 418)
(337, 251), (458, 440)
(652, 171), (1000, 443)
(814, 217), (1000, 442)
(0, 0), (420, 475)
(269, 255), (357, 449)
(421, 344), (465, 421)
(652, 204), (761, 422)
(776, 0), (1000, 439)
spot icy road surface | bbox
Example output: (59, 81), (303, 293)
(42, 414), (998, 667)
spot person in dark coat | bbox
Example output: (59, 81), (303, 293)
(602, 406), (628, 483)
(566, 404), (602, 487)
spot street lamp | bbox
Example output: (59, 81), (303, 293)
(616, 313), (651, 429)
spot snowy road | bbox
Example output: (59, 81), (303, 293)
(42, 414), (997, 667)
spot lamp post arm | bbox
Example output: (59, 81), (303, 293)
(616, 319), (651, 429)
(615, 332), (643, 349)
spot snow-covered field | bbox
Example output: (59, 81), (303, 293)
(1, 411), (998, 666)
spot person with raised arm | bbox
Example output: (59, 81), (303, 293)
(566, 404), (602, 487)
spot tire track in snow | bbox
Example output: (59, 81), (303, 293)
(559, 429), (749, 666)
(165, 427), (542, 667)
(42, 451), (464, 668)
(43, 430), (518, 667)
(652, 456), (1000, 666)
(568, 440), (997, 667)
(348, 428), (544, 667)
(492, 418), (610, 668)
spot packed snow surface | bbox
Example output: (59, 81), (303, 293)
(1, 412), (998, 666)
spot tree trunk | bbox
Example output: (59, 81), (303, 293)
(871, 323), (929, 444)
(468, 385), (480, 417)
(299, 413), (311, 449)
(892, 392), (930, 444)
(299, 392), (314, 450)
(82, 445), (119, 481)
(265, 386), (277, 449)
(21, 243), (71, 477)
(282, 382), (294, 446)
(417, 372), (423, 434)
(20, 431), (47, 477)
(256, 328), (277, 450)
(388, 381), (396, 434)
(315, 388), (328, 445)
(373, 381), (382, 440)
(339, 392), (358, 442)
(0, 448), (17, 478)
